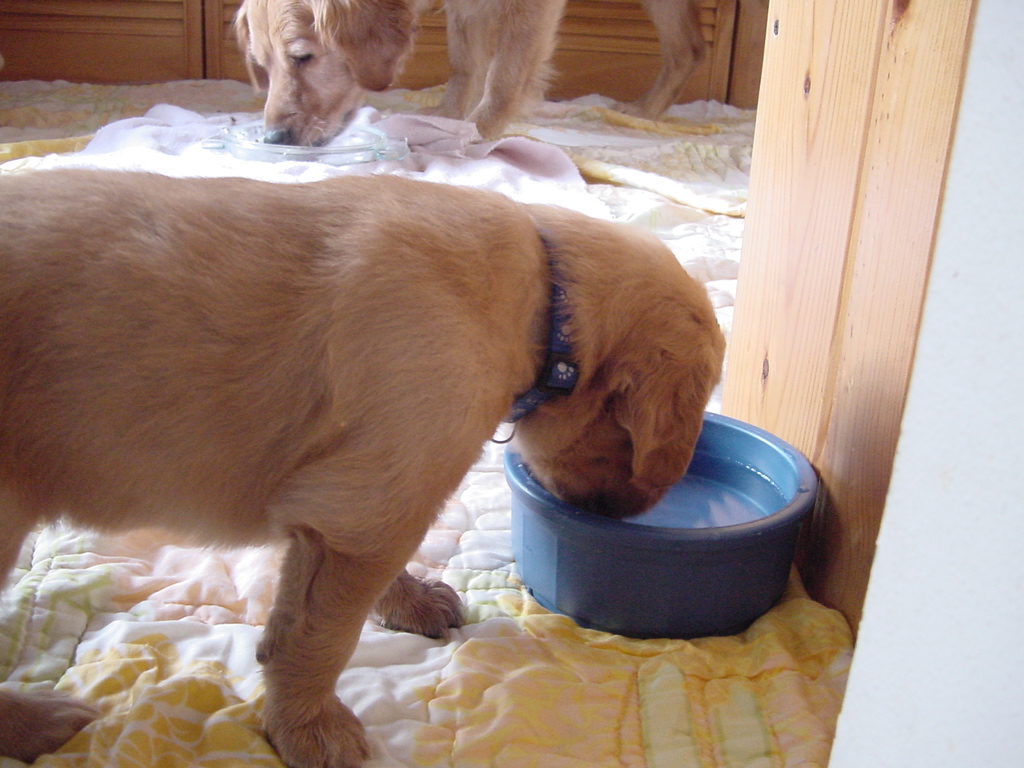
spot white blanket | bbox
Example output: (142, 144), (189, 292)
(25, 104), (607, 218)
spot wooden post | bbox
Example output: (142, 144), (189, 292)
(722, 0), (975, 632)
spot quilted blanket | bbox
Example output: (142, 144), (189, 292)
(0, 79), (852, 768)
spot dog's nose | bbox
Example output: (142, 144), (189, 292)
(263, 127), (294, 146)
(573, 484), (665, 519)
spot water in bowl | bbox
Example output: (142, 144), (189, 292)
(624, 454), (787, 529)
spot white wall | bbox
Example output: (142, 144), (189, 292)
(828, 0), (1024, 765)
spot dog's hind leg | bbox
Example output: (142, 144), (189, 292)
(628, 0), (707, 119)
(0, 492), (101, 762)
(0, 688), (100, 762)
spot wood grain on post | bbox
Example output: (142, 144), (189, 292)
(722, 0), (975, 632)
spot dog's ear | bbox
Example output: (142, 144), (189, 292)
(234, 1), (270, 91)
(314, 0), (418, 91)
(611, 342), (721, 490)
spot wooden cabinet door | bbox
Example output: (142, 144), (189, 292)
(551, 0), (736, 103)
(204, 0), (245, 80)
(0, 0), (203, 82)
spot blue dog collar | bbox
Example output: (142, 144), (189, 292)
(506, 235), (579, 423)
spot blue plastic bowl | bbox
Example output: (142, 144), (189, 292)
(506, 412), (817, 639)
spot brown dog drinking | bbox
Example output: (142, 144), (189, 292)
(0, 170), (723, 767)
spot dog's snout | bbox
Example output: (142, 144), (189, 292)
(572, 484), (665, 520)
(576, 492), (629, 518)
(263, 127), (294, 146)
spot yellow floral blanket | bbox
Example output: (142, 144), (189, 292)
(4, 444), (847, 768)
(6, 446), (850, 768)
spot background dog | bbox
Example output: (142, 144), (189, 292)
(234, 0), (424, 146)
(235, 0), (711, 145)
(0, 169), (723, 767)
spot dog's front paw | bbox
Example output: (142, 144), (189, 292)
(374, 572), (464, 640)
(0, 688), (100, 762)
(265, 695), (370, 768)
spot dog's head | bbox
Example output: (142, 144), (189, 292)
(235, 0), (419, 146)
(512, 222), (725, 519)
(513, 339), (722, 519)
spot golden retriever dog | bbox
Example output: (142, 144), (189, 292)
(234, 0), (711, 145)
(0, 169), (724, 767)
(234, 0), (425, 146)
